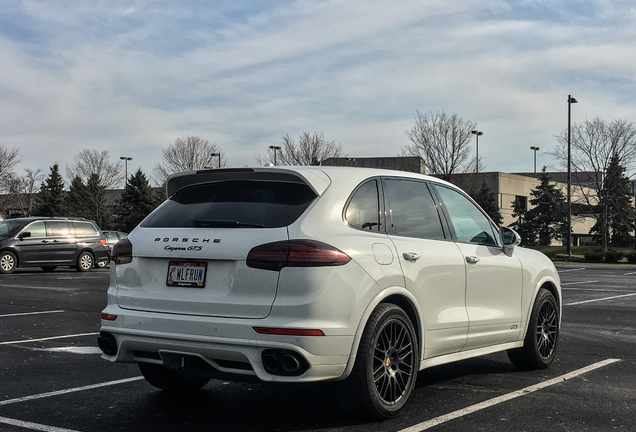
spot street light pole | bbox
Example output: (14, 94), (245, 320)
(120, 157), (132, 187)
(210, 152), (221, 169)
(471, 130), (483, 173)
(269, 146), (282, 166)
(530, 146), (540, 177)
(567, 95), (578, 260)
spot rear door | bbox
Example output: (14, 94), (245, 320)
(46, 221), (77, 265)
(115, 178), (317, 319)
(384, 178), (469, 359)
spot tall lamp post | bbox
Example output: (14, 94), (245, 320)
(567, 95), (578, 260)
(120, 156), (132, 187)
(530, 146), (540, 177)
(210, 152), (221, 169)
(471, 130), (483, 173)
(269, 146), (282, 166)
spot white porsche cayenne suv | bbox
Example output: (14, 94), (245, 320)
(99, 166), (561, 419)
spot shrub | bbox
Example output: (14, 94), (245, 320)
(627, 252), (636, 264)
(604, 250), (623, 263)
(584, 250), (605, 263)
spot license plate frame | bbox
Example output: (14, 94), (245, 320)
(166, 261), (207, 288)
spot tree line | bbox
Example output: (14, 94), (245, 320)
(1, 114), (635, 248)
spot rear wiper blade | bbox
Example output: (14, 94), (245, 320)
(192, 219), (264, 228)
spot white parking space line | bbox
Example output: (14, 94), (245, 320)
(561, 280), (599, 286)
(398, 359), (620, 432)
(562, 287), (628, 292)
(0, 376), (144, 407)
(0, 416), (82, 432)
(565, 292), (636, 306)
(558, 268), (587, 272)
(624, 271), (636, 275)
(0, 310), (64, 318)
(0, 333), (98, 345)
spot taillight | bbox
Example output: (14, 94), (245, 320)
(111, 238), (133, 265)
(100, 239), (107, 246)
(246, 240), (351, 271)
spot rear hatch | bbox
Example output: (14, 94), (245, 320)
(114, 169), (325, 319)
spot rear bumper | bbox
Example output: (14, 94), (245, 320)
(99, 306), (354, 383)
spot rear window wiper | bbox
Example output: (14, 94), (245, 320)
(192, 219), (264, 228)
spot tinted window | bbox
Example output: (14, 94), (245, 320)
(24, 221), (46, 238)
(385, 179), (445, 240)
(105, 232), (120, 244)
(345, 180), (381, 231)
(73, 222), (98, 236)
(434, 185), (497, 246)
(47, 221), (72, 237)
(142, 181), (317, 228)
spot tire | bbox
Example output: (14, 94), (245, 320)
(1, 251), (17, 274)
(75, 252), (94, 272)
(41, 266), (57, 272)
(337, 303), (418, 420)
(508, 288), (559, 370)
(138, 362), (210, 392)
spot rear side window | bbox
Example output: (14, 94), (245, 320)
(345, 180), (381, 231)
(72, 222), (98, 236)
(385, 179), (445, 240)
(142, 180), (317, 228)
(46, 221), (71, 237)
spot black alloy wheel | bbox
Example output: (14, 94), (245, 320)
(337, 303), (418, 419)
(508, 288), (559, 369)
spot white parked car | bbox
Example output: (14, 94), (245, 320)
(99, 167), (561, 419)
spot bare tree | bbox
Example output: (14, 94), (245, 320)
(153, 136), (226, 185)
(257, 132), (344, 166)
(66, 149), (122, 190)
(6, 169), (43, 217)
(0, 144), (20, 192)
(403, 110), (477, 181)
(552, 117), (636, 250)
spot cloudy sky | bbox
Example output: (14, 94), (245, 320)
(1, 0), (635, 186)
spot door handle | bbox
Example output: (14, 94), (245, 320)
(466, 256), (480, 264)
(403, 252), (420, 262)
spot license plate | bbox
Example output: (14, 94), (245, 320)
(166, 261), (207, 288)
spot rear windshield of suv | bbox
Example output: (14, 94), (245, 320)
(142, 180), (317, 228)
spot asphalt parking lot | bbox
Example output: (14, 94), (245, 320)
(0, 265), (634, 432)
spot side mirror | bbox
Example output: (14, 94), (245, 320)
(19, 231), (32, 240)
(500, 226), (521, 255)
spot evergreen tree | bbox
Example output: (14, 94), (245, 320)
(591, 154), (635, 248)
(115, 169), (163, 232)
(510, 196), (536, 246)
(471, 181), (503, 226)
(84, 173), (112, 229)
(35, 164), (66, 216)
(525, 168), (568, 246)
(65, 176), (90, 218)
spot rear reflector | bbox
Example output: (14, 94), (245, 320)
(101, 313), (118, 321)
(253, 327), (325, 336)
(246, 240), (351, 271)
(111, 238), (133, 265)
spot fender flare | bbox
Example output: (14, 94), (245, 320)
(339, 286), (424, 380)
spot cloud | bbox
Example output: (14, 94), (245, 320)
(1, 0), (636, 182)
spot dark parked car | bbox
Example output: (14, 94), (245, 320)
(97, 231), (128, 267)
(0, 217), (109, 274)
